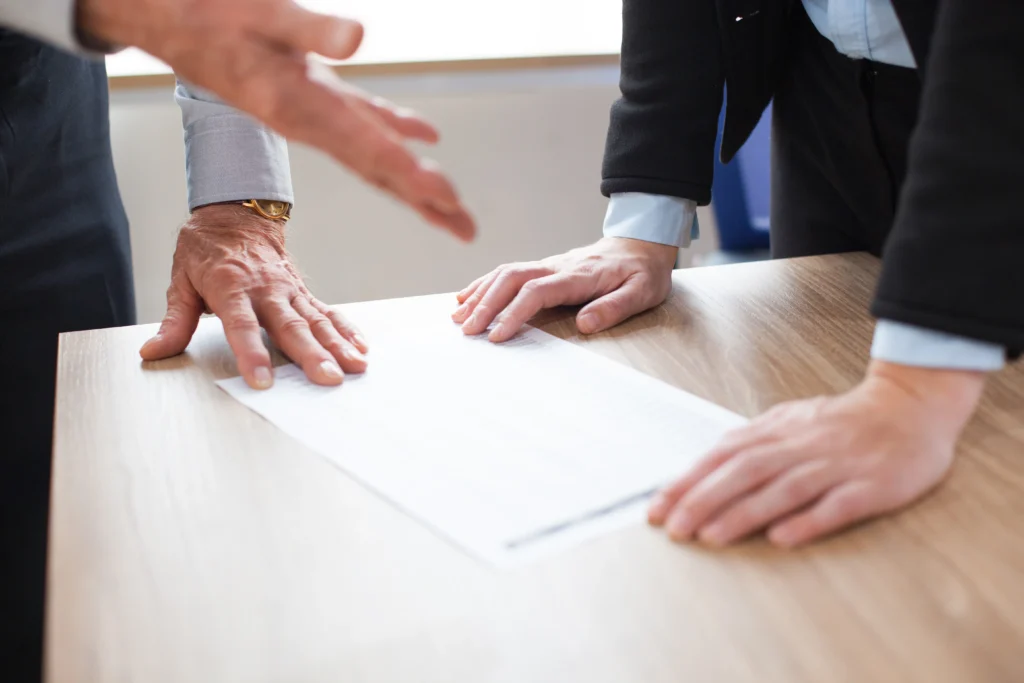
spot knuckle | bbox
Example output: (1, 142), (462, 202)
(492, 270), (518, 289)
(206, 259), (252, 287)
(160, 312), (185, 330)
(309, 315), (334, 333)
(736, 452), (773, 482)
(331, 317), (356, 334)
(519, 280), (548, 300)
(278, 317), (310, 335)
(520, 279), (542, 294)
(326, 341), (349, 358)
(222, 316), (260, 334)
(573, 262), (597, 278)
(829, 490), (865, 520)
(685, 495), (713, 520)
(240, 348), (271, 365)
(783, 473), (820, 502)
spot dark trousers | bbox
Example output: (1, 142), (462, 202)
(770, 4), (922, 259)
(0, 33), (135, 682)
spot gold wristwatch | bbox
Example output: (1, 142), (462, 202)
(241, 199), (292, 222)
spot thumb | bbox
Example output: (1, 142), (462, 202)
(576, 276), (654, 335)
(262, 5), (364, 60)
(140, 283), (204, 361)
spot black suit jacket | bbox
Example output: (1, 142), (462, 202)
(601, 0), (1024, 353)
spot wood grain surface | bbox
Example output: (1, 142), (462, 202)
(46, 253), (1024, 683)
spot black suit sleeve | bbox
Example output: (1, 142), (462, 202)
(600, 0), (724, 205)
(872, 0), (1024, 355)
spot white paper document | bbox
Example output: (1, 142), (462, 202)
(216, 297), (747, 566)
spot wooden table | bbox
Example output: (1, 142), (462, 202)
(47, 253), (1024, 682)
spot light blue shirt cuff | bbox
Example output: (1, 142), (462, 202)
(175, 80), (294, 211)
(871, 320), (1006, 372)
(603, 193), (698, 248)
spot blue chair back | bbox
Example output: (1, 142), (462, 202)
(711, 102), (773, 251)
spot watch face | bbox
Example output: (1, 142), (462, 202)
(261, 200), (289, 218)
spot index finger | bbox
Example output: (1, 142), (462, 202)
(648, 421), (781, 525)
(489, 272), (597, 342)
(460, 265), (551, 336)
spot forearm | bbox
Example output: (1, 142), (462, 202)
(601, 0), (723, 203)
(873, 0), (1024, 355)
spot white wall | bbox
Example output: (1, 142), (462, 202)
(109, 66), (717, 324)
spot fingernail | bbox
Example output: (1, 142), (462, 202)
(667, 509), (695, 541)
(578, 313), (598, 333)
(320, 360), (344, 382)
(353, 334), (369, 352)
(253, 366), (273, 390)
(490, 322), (506, 339)
(140, 334), (161, 353)
(452, 304), (468, 321)
(462, 313), (478, 330)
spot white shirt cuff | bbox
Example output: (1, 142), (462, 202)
(871, 320), (1006, 372)
(603, 192), (698, 248)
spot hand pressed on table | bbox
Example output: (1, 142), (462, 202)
(140, 204), (368, 389)
(648, 361), (986, 548)
(452, 237), (679, 341)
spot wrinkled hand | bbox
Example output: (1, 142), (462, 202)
(452, 237), (678, 342)
(649, 361), (987, 548)
(77, 0), (475, 241)
(140, 205), (368, 389)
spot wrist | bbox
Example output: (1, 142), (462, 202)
(864, 360), (986, 431)
(189, 204), (287, 248)
(604, 236), (678, 271)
